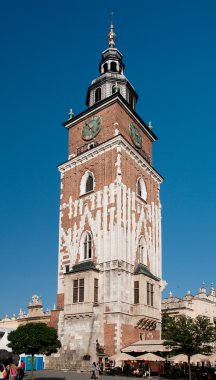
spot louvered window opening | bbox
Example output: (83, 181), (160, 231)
(147, 282), (154, 306)
(86, 175), (93, 193)
(134, 281), (139, 304)
(94, 278), (99, 304)
(73, 279), (84, 303)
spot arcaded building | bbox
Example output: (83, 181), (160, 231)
(49, 24), (165, 369)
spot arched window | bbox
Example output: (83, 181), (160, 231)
(83, 232), (92, 260)
(80, 171), (95, 196)
(103, 63), (108, 73)
(136, 178), (147, 201)
(110, 62), (117, 72)
(95, 88), (101, 102)
(137, 180), (142, 197)
(138, 236), (145, 263)
(86, 174), (93, 193)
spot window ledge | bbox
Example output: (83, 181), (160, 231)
(137, 194), (147, 204)
(80, 190), (94, 198)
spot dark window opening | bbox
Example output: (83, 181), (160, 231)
(134, 281), (139, 304)
(103, 63), (108, 73)
(137, 180), (142, 197)
(73, 279), (78, 303)
(139, 237), (144, 262)
(95, 88), (101, 102)
(129, 92), (133, 108)
(147, 282), (154, 306)
(73, 279), (84, 303)
(79, 278), (84, 302)
(86, 174), (93, 193)
(65, 265), (70, 273)
(151, 284), (154, 307)
(94, 278), (99, 304)
(110, 62), (117, 72)
(84, 233), (92, 259)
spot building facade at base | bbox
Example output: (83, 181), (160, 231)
(49, 24), (165, 369)
(0, 295), (51, 351)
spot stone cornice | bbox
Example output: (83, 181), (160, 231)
(58, 134), (163, 184)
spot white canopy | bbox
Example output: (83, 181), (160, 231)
(191, 354), (210, 363)
(136, 353), (165, 362)
(169, 353), (210, 363)
(109, 352), (135, 361)
(207, 353), (216, 363)
(168, 354), (188, 363)
(122, 339), (170, 353)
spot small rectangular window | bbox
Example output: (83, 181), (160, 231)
(147, 282), (154, 306)
(147, 282), (150, 305)
(94, 278), (99, 304)
(65, 265), (69, 273)
(134, 281), (139, 304)
(73, 279), (84, 303)
(79, 279), (84, 302)
(151, 284), (154, 307)
(73, 280), (78, 303)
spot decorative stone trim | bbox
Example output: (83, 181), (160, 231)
(58, 134), (163, 184)
(65, 313), (93, 319)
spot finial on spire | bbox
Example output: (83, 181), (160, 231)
(68, 108), (74, 120)
(108, 13), (116, 48)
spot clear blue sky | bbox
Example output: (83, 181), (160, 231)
(1, 0), (216, 317)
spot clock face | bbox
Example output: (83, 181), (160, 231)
(129, 123), (142, 149)
(82, 116), (101, 141)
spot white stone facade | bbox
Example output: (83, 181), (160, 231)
(162, 284), (216, 324)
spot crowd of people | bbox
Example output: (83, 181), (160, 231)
(0, 360), (25, 380)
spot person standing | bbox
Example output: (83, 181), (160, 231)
(95, 363), (100, 380)
(90, 362), (96, 379)
(9, 364), (17, 380)
(18, 361), (25, 380)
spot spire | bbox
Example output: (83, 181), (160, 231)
(85, 21), (138, 109)
(108, 21), (116, 48)
(209, 282), (215, 297)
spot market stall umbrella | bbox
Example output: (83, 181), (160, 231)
(169, 354), (188, 363)
(191, 354), (210, 363)
(109, 352), (135, 361)
(207, 353), (216, 363)
(136, 353), (165, 362)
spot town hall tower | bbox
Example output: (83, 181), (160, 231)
(51, 24), (164, 368)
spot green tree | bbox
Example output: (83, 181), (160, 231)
(162, 314), (216, 380)
(8, 323), (61, 380)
